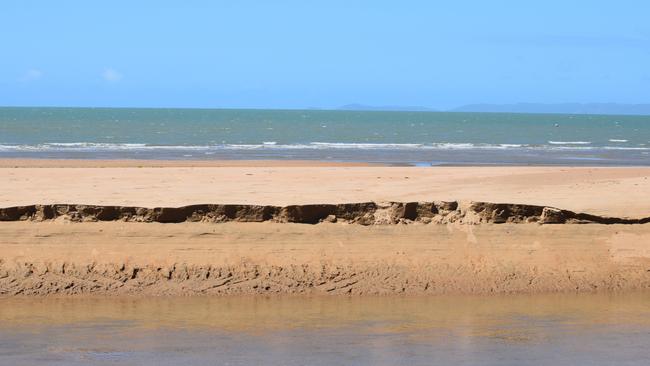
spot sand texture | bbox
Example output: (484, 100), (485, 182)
(1, 222), (649, 296)
(1, 163), (649, 296)
(1, 165), (649, 217)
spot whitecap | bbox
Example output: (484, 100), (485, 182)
(602, 146), (650, 151)
(547, 141), (592, 145)
(309, 142), (424, 149)
(429, 143), (477, 149)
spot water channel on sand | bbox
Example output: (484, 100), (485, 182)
(1, 293), (649, 365)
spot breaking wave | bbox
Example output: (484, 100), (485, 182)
(0, 142), (647, 152)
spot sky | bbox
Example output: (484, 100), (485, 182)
(1, 0), (649, 109)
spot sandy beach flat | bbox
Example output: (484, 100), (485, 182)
(0, 160), (649, 217)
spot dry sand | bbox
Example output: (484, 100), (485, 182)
(1, 161), (649, 217)
(1, 222), (649, 295)
(1, 160), (649, 296)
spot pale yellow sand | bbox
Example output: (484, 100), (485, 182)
(0, 160), (649, 217)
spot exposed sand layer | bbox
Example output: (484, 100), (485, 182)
(1, 164), (649, 217)
(1, 222), (649, 296)
(1, 201), (649, 225)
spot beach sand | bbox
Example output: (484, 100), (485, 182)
(2, 221), (649, 295)
(1, 160), (649, 216)
(1, 159), (649, 296)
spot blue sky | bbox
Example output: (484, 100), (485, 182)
(1, 1), (649, 109)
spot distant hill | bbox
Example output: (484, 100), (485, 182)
(334, 103), (650, 115)
(338, 104), (437, 112)
(452, 103), (650, 116)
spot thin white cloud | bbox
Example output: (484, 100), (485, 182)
(21, 69), (43, 81)
(102, 68), (123, 82)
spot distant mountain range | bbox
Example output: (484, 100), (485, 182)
(337, 104), (437, 112)
(337, 103), (650, 115)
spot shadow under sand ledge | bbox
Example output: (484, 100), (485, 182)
(2, 200), (649, 225)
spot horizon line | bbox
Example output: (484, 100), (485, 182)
(2, 103), (650, 117)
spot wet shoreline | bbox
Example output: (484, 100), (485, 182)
(1, 146), (649, 166)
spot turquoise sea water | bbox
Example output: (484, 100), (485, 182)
(1, 107), (649, 165)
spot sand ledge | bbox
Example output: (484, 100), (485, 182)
(2, 201), (648, 225)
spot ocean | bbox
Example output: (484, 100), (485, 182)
(1, 107), (649, 165)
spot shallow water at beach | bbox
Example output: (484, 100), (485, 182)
(1, 293), (649, 365)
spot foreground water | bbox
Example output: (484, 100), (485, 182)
(1, 293), (649, 365)
(1, 107), (649, 165)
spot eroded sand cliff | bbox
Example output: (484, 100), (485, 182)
(1, 206), (649, 296)
(2, 201), (648, 225)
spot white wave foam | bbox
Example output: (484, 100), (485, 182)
(608, 139), (628, 143)
(310, 142), (425, 149)
(547, 141), (592, 145)
(602, 146), (650, 151)
(0, 143), (207, 151)
(46, 142), (149, 149)
(429, 143), (476, 149)
(430, 143), (528, 150)
(0, 141), (646, 152)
